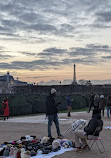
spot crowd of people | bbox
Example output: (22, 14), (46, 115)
(45, 88), (111, 151)
(88, 92), (111, 118)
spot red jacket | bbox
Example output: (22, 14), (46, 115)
(2, 100), (9, 116)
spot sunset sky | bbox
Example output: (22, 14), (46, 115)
(0, 0), (111, 85)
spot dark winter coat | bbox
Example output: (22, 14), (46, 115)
(66, 95), (72, 106)
(2, 100), (9, 117)
(90, 94), (95, 106)
(99, 98), (106, 110)
(46, 93), (58, 115)
(84, 114), (103, 136)
(107, 97), (111, 107)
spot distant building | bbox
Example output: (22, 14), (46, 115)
(0, 72), (28, 94)
(0, 71), (14, 83)
(13, 79), (28, 86)
(0, 81), (8, 94)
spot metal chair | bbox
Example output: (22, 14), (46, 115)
(88, 126), (105, 153)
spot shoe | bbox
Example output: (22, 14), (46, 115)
(48, 137), (55, 143)
(75, 146), (83, 152)
(67, 113), (71, 117)
(58, 135), (63, 139)
(83, 145), (90, 150)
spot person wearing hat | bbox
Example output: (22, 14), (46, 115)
(73, 108), (103, 151)
(46, 88), (62, 139)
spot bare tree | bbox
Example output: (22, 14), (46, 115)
(78, 79), (92, 86)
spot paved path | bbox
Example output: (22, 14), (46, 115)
(0, 112), (88, 125)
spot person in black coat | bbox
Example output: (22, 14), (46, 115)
(46, 88), (62, 138)
(106, 95), (111, 118)
(73, 108), (103, 150)
(88, 92), (95, 113)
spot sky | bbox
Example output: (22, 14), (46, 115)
(0, 0), (111, 85)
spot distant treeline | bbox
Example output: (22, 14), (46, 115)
(13, 84), (111, 95)
(1, 83), (111, 116)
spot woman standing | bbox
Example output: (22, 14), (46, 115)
(2, 97), (9, 121)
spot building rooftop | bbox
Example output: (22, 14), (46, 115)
(0, 72), (14, 82)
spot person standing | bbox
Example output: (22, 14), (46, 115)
(99, 95), (106, 117)
(88, 93), (95, 113)
(94, 94), (99, 109)
(46, 88), (62, 138)
(2, 97), (9, 121)
(66, 94), (73, 117)
(106, 96), (111, 118)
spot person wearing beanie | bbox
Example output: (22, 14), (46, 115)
(51, 88), (57, 94)
(73, 108), (103, 150)
(46, 88), (62, 139)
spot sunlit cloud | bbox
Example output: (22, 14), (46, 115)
(0, 0), (111, 84)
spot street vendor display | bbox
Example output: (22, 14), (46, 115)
(0, 119), (86, 157)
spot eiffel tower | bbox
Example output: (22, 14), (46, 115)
(72, 64), (77, 85)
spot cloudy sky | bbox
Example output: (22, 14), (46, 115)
(0, 0), (111, 85)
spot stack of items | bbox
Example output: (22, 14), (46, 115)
(0, 135), (74, 157)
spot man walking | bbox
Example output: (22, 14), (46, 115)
(46, 88), (62, 138)
(66, 94), (73, 117)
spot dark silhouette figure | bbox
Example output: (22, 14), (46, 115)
(88, 93), (95, 113)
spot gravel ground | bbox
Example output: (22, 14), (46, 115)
(0, 111), (110, 158)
